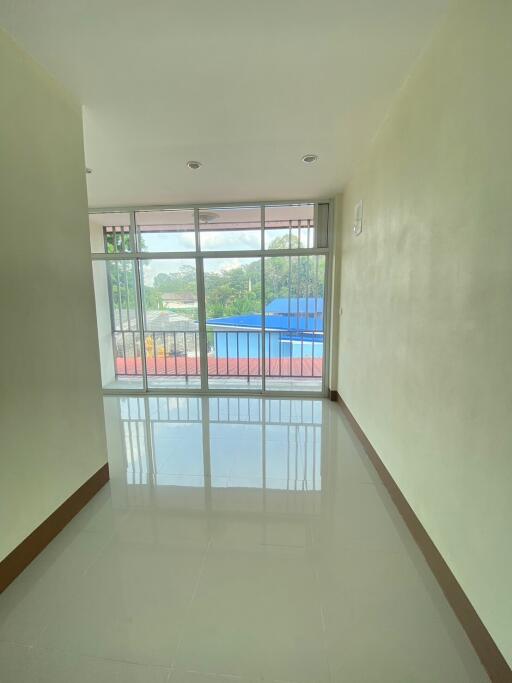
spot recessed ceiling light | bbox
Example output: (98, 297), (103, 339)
(301, 154), (318, 164)
(187, 160), (202, 170)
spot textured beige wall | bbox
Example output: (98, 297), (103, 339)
(337, 0), (512, 665)
(0, 29), (107, 560)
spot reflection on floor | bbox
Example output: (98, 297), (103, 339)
(0, 397), (488, 682)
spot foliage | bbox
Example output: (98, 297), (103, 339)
(107, 236), (325, 321)
(107, 262), (164, 312)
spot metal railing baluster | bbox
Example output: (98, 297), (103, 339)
(164, 332), (168, 376)
(277, 332), (281, 378)
(256, 331), (260, 379)
(184, 332), (188, 382)
(122, 331), (128, 375)
(215, 332), (219, 376)
(152, 332), (156, 376)
(300, 331), (304, 378)
(247, 333), (252, 381)
(194, 331), (199, 375)
(173, 331), (177, 376)
(236, 332), (239, 378)
(132, 331), (137, 375)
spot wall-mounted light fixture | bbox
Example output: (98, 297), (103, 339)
(353, 200), (363, 236)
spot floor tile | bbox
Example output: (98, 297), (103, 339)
(0, 528), (113, 646)
(310, 480), (410, 554)
(209, 516), (311, 551)
(0, 396), (490, 682)
(314, 543), (487, 682)
(38, 540), (207, 667)
(0, 641), (172, 683)
(175, 546), (329, 683)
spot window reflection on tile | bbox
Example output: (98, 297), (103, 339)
(153, 421), (204, 479)
(107, 396), (324, 515)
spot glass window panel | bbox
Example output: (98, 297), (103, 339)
(140, 259), (200, 389)
(204, 257), (262, 390)
(136, 209), (195, 252)
(89, 212), (132, 254)
(264, 204), (315, 249)
(264, 254), (325, 392)
(92, 260), (143, 390)
(199, 206), (261, 251)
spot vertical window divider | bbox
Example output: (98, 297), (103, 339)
(131, 211), (148, 392)
(261, 205), (266, 393)
(129, 211), (137, 252)
(194, 206), (201, 252)
(313, 202), (319, 249)
(195, 208), (209, 391)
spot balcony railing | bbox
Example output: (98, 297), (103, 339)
(113, 329), (323, 380)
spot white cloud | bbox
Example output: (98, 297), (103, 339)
(200, 230), (260, 251)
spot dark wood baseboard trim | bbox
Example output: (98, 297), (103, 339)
(333, 391), (511, 683)
(0, 463), (109, 593)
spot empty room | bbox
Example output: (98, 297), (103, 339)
(0, 0), (511, 681)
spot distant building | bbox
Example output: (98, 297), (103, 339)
(206, 297), (324, 340)
(265, 297), (323, 321)
(161, 292), (198, 309)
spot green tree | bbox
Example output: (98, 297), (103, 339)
(108, 234), (325, 325)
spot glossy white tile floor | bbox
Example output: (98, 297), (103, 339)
(0, 396), (489, 682)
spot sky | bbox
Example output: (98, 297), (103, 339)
(142, 253), (260, 287)
(141, 230), (262, 285)
(90, 210), (313, 285)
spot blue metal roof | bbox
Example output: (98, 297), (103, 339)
(265, 297), (324, 314)
(206, 313), (323, 334)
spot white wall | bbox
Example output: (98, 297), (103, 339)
(0, 28), (107, 561)
(336, 0), (512, 664)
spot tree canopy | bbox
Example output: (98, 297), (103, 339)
(108, 235), (325, 321)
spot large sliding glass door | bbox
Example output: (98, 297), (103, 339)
(204, 256), (263, 391)
(90, 201), (331, 395)
(140, 259), (201, 390)
(264, 254), (325, 392)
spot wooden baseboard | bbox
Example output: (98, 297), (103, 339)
(0, 463), (109, 593)
(333, 391), (511, 683)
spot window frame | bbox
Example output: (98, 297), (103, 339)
(90, 199), (334, 397)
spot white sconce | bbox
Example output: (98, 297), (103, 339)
(353, 200), (363, 236)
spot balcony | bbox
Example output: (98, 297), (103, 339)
(113, 325), (323, 392)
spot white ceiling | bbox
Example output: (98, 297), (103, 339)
(0, 0), (449, 208)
